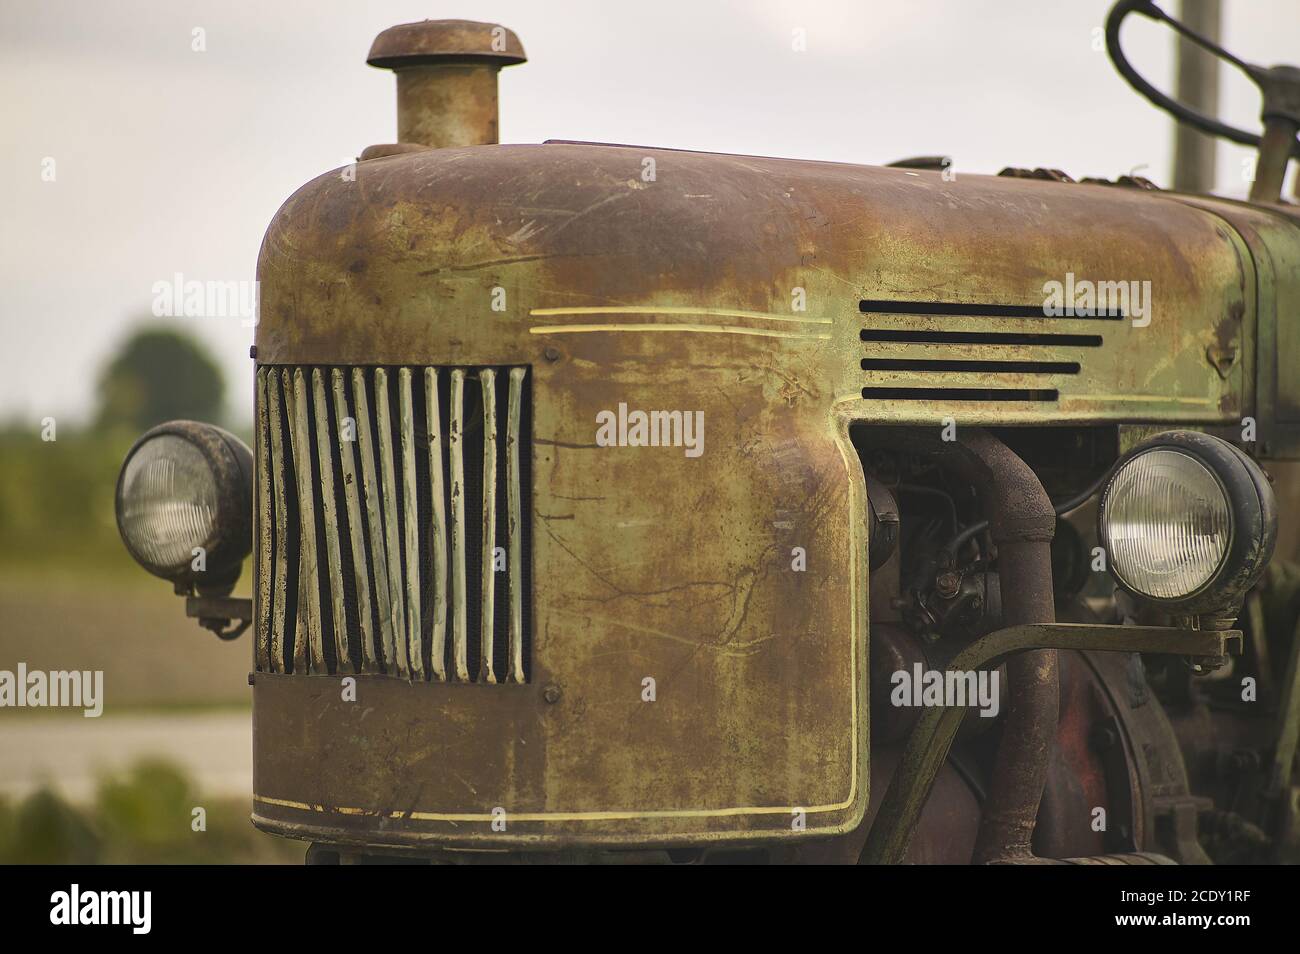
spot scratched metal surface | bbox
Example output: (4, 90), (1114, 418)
(1169, 194), (1300, 459)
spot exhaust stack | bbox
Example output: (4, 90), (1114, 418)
(367, 19), (526, 149)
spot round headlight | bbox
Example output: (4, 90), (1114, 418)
(115, 421), (253, 587)
(1102, 448), (1230, 600)
(1098, 431), (1276, 616)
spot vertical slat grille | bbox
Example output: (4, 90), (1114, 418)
(256, 365), (531, 684)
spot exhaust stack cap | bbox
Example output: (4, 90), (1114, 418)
(367, 19), (526, 69)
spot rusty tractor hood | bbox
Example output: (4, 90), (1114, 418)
(249, 142), (1293, 850)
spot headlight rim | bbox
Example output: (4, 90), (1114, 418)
(115, 419), (253, 586)
(1098, 430), (1276, 616)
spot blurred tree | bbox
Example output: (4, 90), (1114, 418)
(96, 325), (225, 431)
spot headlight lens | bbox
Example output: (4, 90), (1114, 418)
(1100, 448), (1231, 601)
(118, 435), (220, 572)
(115, 421), (253, 585)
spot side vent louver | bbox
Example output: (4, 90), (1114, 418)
(254, 365), (532, 684)
(859, 299), (1116, 403)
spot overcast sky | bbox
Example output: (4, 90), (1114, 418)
(3, 0), (1296, 429)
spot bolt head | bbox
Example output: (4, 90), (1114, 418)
(1091, 723), (1119, 751)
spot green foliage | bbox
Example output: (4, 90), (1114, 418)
(0, 323), (250, 575)
(0, 322), (246, 575)
(0, 427), (135, 573)
(95, 760), (200, 863)
(96, 326), (225, 434)
(0, 789), (101, 864)
(0, 761), (301, 865)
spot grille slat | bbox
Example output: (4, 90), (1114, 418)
(254, 369), (272, 672)
(397, 368), (424, 681)
(258, 365), (530, 685)
(861, 386), (1059, 402)
(288, 369), (324, 673)
(425, 368), (449, 681)
(312, 369), (351, 673)
(448, 369), (470, 682)
(860, 357), (1080, 374)
(373, 369), (409, 676)
(505, 367), (526, 684)
(351, 368), (397, 671)
(333, 369), (379, 672)
(374, 370), (410, 677)
(861, 328), (1102, 347)
(266, 372), (290, 673)
(479, 368), (498, 684)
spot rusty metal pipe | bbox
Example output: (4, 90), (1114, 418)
(859, 428), (1058, 862)
(1250, 117), (1299, 204)
(394, 65), (503, 148)
(941, 431), (1059, 864)
(367, 20), (526, 150)
(973, 547), (1058, 863)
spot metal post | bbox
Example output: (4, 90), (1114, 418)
(1171, 0), (1222, 193)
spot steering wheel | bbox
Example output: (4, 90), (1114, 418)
(1105, 0), (1300, 199)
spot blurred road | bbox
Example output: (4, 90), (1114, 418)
(0, 711), (251, 803)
